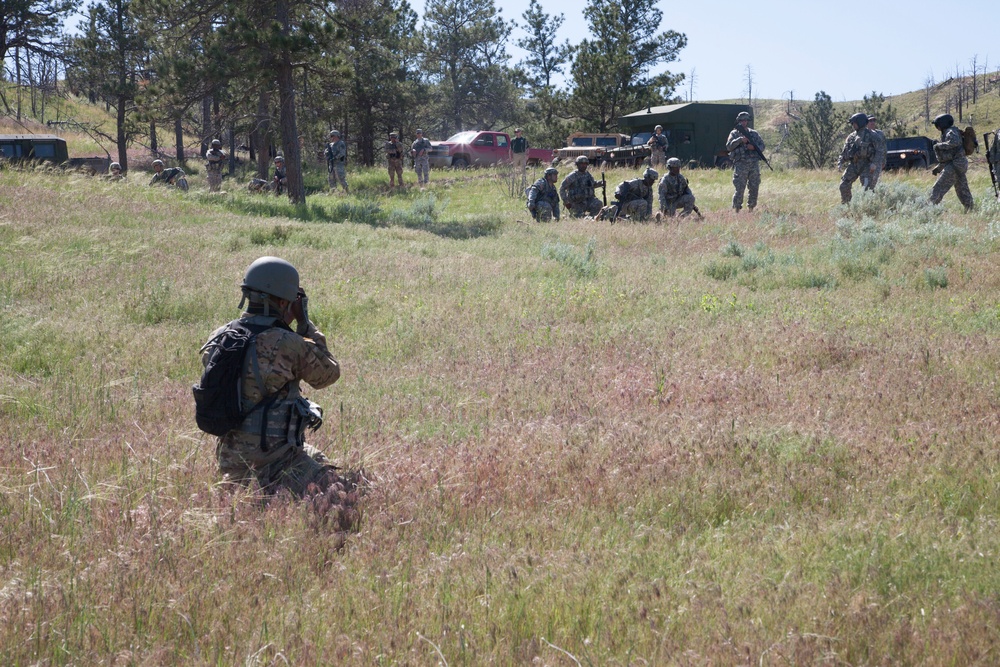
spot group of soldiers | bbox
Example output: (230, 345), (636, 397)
(527, 155), (696, 223)
(118, 111), (1000, 211)
(525, 110), (996, 223)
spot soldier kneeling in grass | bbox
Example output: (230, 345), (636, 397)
(658, 158), (696, 218)
(599, 168), (657, 222)
(149, 159), (189, 191)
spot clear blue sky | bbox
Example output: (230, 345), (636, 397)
(415, 0), (998, 104)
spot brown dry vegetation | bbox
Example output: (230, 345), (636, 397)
(1, 160), (999, 665)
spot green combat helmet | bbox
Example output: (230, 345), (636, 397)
(932, 114), (954, 130)
(575, 156), (590, 165)
(849, 113), (869, 129)
(643, 167), (658, 183)
(736, 111), (751, 122)
(666, 157), (682, 169)
(544, 167), (559, 179)
(211, 139), (222, 148)
(239, 256), (299, 314)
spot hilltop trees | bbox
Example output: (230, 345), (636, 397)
(420, 0), (519, 136)
(569, 0), (686, 132)
(0, 0), (75, 66)
(515, 0), (573, 147)
(67, 0), (148, 171)
(786, 91), (845, 169)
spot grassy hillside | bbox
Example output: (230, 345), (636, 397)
(1, 158), (999, 664)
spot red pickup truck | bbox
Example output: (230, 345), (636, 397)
(427, 130), (551, 168)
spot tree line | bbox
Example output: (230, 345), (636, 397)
(2, 0), (687, 203)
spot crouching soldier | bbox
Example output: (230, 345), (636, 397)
(272, 156), (287, 196)
(527, 167), (561, 221)
(559, 156), (605, 217)
(106, 162), (124, 181)
(149, 159), (189, 191)
(605, 168), (657, 222)
(658, 158), (696, 218)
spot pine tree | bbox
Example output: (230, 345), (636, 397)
(420, 0), (519, 135)
(786, 91), (845, 169)
(66, 0), (148, 171)
(569, 0), (686, 132)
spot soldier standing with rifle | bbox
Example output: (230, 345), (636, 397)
(205, 139), (226, 192)
(987, 127), (1000, 201)
(325, 130), (348, 194)
(929, 114), (974, 212)
(726, 111), (766, 212)
(837, 113), (877, 204)
(385, 131), (405, 189)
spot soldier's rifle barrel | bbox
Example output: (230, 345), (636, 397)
(985, 133), (999, 198)
(601, 171), (607, 207)
(736, 124), (773, 171)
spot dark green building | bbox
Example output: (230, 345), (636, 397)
(618, 103), (753, 168)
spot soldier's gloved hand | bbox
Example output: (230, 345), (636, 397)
(932, 166), (942, 176)
(293, 288), (310, 335)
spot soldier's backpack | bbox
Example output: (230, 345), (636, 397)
(613, 180), (630, 201)
(192, 320), (275, 436)
(962, 126), (978, 156)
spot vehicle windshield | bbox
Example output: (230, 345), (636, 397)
(445, 131), (478, 143)
(887, 138), (928, 151)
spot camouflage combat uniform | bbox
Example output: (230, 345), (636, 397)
(527, 177), (560, 222)
(385, 138), (405, 187)
(868, 127), (887, 188)
(203, 312), (340, 495)
(150, 167), (187, 189)
(411, 136), (432, 185)
(325, 139), (348, 192)
(988, 128), (1000, 201)
(647, 132), (669, 167)
(273, 164), (287, 196)
(559, 171), (603, 217)
(205, 148), (226, 192)
(726, 127), (764, 211)
(930, 126), (974, 211)
(511, 134), (528, 187)
(837, 127), (876, 203)
(658, 172), (696, 218)
(614, 179), (654, 220)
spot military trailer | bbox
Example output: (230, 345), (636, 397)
(0, 134), (69, 164)
(0, 134), (110, 173)
(617, 102), (753, 168)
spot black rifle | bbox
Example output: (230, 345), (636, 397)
(692, 205), (703, 219)
(986, 133), (999, 199)
(601, 171), (607, 206)
(735, 124), (773, 171)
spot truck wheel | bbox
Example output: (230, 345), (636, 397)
(452, 157), (468, 169)
(913, 157), (927, 170)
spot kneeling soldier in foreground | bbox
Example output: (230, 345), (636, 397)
(658, 158), (696, 218)
(196, 256), (343, 496)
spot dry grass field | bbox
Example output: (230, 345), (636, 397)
(1, 159), (999, 665)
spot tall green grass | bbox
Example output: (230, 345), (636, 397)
(1, 165), (1000, 665)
